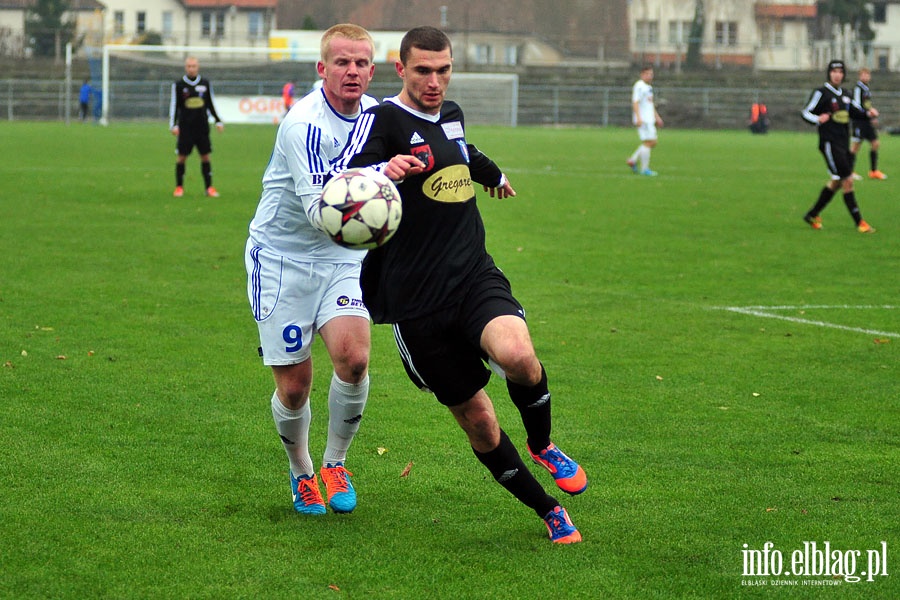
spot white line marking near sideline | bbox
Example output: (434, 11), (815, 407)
(711, 305), (900, 338)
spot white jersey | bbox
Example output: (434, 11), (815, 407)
(632, 79), (655, 125)
(248, 88), (379, 260)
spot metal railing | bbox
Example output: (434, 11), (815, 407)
(4, 78), (900, 132)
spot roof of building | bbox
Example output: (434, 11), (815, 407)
(179, 0), (278, 8)
(755, 3), (817, 19)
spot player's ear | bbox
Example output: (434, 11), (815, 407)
(394, 60), (404, 78)
(316, 61), (326, 78)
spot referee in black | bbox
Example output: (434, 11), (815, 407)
(801, 60), (877, 233)
(169, 56), (223, 198)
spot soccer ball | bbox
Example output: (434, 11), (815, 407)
(319, 167), (403, 249)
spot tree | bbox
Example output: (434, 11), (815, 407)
(817, 0), (875, 57)
(25, 0), (77, 59)
(685, 0), (705, 69)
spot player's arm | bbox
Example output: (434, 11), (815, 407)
(330, 112), (423, 183)
(169, 82), (179, 135)
(801, 90), (824, 125)
(468, 144), (515, 198)
(206, 84), (224, 132)
(285, 122), (329, 230)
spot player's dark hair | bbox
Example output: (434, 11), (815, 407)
(400, 26), (452, 64)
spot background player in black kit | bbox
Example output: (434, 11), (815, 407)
(850, 67), (887, 180)
(331, 26), (586, 544)
(169, 56), (224, 198)
(800, 60), (878, 233)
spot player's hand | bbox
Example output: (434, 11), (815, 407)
(383, 155), (425, 181)
(484, 174), (516, 199)
(819, 113), (831, 124)
(171, 126), (179, 136)
(867, 108), (879, 118)
(656, 116), (664, 127)
(216, 122), (224, 133)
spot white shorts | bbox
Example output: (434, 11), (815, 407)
(245, 241), (369, 366)
(637, 122), (658, 142)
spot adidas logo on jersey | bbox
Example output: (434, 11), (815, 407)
(410, 132), (425, 144)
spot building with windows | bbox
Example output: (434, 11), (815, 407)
(868, 0), (900, 70)
(99, 0), (276, 47)
(630, 1), (820, 70)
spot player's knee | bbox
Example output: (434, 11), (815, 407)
(334, 350), (369, 384)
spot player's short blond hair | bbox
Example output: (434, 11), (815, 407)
(320, 24), (375, 62)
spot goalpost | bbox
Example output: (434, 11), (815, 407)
(101, 43), (519, 127)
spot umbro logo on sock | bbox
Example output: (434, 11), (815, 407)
(497, 468), (519, 483)
(280, 435), (295, 445)
(344, 414), (363, 425)
(528, 393), (551, 408)
(410, 132), (425, 144)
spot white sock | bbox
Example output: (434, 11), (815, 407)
(629, 146), (641, 163)
(640, 145), (651, 171)
(323, 373), (368, 467)
(270, 391), (313, 477)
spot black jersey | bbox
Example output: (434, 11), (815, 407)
(801, 82), (867, 147)
(852, 80), (873, 124)
(169, 75), (222, 130)
(336, 98), (504, 324)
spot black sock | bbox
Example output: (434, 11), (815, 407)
(507, 364), (551, 452)
(871, 150), (878, 172)
(176, 163), (185, 187)
(201, 162), (212, 188)
(472, 429), (557, 517)
(850, 152), (857, 172)
(842, 191), (862, 225)
(807, 187), (836, 218)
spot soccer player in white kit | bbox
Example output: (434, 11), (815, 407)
(626, 65), (664, 176)
(244, 24), (378, 515)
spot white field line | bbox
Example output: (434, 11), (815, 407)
(711, 305), (900, 338)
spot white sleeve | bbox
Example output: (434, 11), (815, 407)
(283, 121), (328, 231)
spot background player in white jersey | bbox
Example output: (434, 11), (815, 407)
(627, 65), (664, 176)
(244, 24), (378, 515)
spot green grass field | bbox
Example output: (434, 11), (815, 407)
(1, 121), (897, 599)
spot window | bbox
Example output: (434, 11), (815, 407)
(162, 11), (173, 38)
(668, 20), (693, 45)
(636, 20), (659, 46)
(136, 12), (146, 35)
(202, 11), (226, 38)
(715, 21), (738, 47)
(113, 11), (124, 36)
(504, 45), (518, 66)
(760, 22), (784, 47)
(248, 11), (263, 39)
(872, 3), (886, 23)
(474, 44), (493, 65)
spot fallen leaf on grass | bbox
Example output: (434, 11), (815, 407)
(56, 355), (67, 360)
(873, 338), (891, 344)
(3, 361), (13, 368)
(328, 584), (341, 592)
(655, 375), (663, 381)
(376, 447), (388, 455)
(766, 507), (778, 512)
(400, 461), (413, 478)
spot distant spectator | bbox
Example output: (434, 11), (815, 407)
(850, 68), (887, 180)
(749, 102), (769, 134)
(282, 79), (296, 116)
(79, 78), (92, 122)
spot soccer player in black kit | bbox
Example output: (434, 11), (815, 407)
(801, 60), (878, 233)
(330, 26), (586, 543)
(169, 56), (224, 198)
(850, 67), (887, 180)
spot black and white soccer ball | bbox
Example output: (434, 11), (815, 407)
(319, 167), (402, 249)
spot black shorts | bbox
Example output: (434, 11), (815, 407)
(852, 120), (877, 143)
(177, 125), (212, 156)
(391, 267), (524, 407)
(820, 141), (853, 179)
